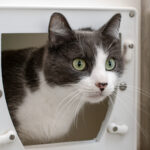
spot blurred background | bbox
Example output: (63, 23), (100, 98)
(141, 0), (150, 150)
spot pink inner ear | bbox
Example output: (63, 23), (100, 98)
(49, 12), (72, 36)
(48, 12), (74, 47)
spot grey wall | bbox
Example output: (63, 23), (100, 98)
(2, 33), (48, 50)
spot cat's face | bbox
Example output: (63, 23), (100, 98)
(44, 13), (124, 103)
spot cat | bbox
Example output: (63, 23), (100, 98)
(2, 12), (124, 145)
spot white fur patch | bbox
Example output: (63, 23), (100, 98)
(50, 18), (68, 35)
(16, 72), (83, 144)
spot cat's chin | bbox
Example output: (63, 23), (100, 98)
(86, 93), (107, 104)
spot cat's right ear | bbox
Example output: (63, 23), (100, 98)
(48, 13), (74, 47)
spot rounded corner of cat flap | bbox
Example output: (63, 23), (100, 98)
(127, 7), (139, 22)
(128, 7), (138, 18)
(111, 7), (138, 18)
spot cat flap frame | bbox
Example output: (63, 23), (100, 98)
(0, 7), (139, 150)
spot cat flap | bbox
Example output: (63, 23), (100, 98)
(48, 13), (74, 47)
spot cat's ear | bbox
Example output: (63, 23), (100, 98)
(48, 12), (74, 47)
(101, 14), (121, 39)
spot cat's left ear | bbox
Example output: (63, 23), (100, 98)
(101, 14), (121, 39)
(48, 12), (74, 47)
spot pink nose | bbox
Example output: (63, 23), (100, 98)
(95, 82), (108, 91)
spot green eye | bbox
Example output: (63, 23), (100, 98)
(105, 58), (116, 71)
(73, 58), (86, 71)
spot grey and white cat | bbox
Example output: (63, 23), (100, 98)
(2, 12), (124, 145)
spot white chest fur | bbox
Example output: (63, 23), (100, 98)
(16, 72), (83, 144)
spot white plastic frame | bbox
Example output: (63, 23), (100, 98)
(0, 7), (139, 150)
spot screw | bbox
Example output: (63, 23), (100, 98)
(0, 90), (2, 98)
(113, 126), (118, 132)
(119, 82), (127, 91)
(129, 11), (135, 17)
(9, 134), (15, 141)
(129, 43), (134, 49)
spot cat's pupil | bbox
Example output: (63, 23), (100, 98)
(109, 61), (112, 66)
(78, 61), (82, 67)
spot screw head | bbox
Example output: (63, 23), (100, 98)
(119, 82), (127, 91)
(9, 134), (15, 141)
(129, 11), (135, 17)
(113, 126), (118, 132)
(0, 90), (2, 98)
(128, 43), (134, 49)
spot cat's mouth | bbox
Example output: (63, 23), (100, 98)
(86, 91), (107, 103)
(88, 91), (102, 98)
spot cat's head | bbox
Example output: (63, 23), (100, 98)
(44, 12), (124, 103)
